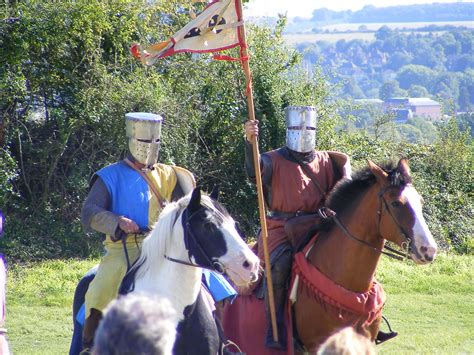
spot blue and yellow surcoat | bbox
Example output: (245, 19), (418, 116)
(85, 161), (178, 317)
(97, 161), (177, 234)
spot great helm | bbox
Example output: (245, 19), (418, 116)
(125, 112), (163, 166)
(285, 106), (317, 153)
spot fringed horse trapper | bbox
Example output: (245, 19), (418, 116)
(290, 237), (385, 327)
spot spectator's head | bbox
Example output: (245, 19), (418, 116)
(125, 112), (163, 167)
(317, 327), (376, 355)
(93, 293), (177, 355)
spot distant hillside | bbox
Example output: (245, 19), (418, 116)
(310, 3), (474, 24)
(274, 2), (474, 33)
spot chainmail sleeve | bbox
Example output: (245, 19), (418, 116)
(244, 139), (273, 205)
(81, 177), (121, 237)
(244, 140), (273, 183)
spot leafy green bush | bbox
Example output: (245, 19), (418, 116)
(0, 1), (472, 260)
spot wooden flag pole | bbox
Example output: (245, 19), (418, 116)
(236, 0), (279, 342)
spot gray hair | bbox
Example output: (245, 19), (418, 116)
(317, 327), (376, 355)
(93, 293), (177, 355)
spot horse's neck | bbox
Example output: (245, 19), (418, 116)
(133, 261), (203, 323)
(310, 187), (385, 292)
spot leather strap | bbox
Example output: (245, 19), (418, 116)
(287, 150), (328, 200)
(124, 158), (166, 210)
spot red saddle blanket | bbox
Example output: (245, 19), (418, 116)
(291, 244), (385, 326)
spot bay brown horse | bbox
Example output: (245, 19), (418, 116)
(223, 159), (437, 354)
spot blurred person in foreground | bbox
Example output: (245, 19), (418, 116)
(92, 293), (177, 355)
(317, 327), (376, 355)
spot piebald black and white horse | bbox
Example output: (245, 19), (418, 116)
(70, 188), (260, 354)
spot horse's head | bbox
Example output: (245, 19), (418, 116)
(368, 159), (437, 264)
(181, 188), (260, 286)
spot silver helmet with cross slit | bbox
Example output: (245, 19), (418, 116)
(285, 106), (317, 153)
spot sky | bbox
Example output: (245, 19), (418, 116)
(243, 0), (473, 18)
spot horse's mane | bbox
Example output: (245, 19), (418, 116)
(134, 192), (233, 280)
(317, 161), (411, 231)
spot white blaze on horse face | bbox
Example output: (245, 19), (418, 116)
(219, 218), (260, 287)
(403, 185), (438, 264)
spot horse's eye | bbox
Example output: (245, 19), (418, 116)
(391, 201), (402, 208)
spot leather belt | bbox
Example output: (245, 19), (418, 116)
(267, 210), (314, 219)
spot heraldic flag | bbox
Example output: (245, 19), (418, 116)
(131, 0), (243, 65)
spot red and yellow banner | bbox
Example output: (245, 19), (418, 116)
(131, 0), (243, 65)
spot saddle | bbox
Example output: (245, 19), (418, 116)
(284, 213), (322, 251)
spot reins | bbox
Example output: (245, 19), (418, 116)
(318, 184), (412, 261)
(164, 207), (227, 274)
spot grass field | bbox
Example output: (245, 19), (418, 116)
(4, 254), (474, 354)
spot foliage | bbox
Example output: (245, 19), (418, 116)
(0, 2), (472, 260)
(412, 119), (473, 253)
(297, 27), (474, 112)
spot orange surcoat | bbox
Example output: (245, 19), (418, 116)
(257, 150), (337, 260)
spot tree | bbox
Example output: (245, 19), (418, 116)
(452, 54), (474, 72)
(387, 52), (413, 71)
(375, 25), (394, 41)
(435, 32), (461, 56)
(397, 64), (436, 90)
(343, 79), (365, 99)
(379, 81), (404, 100)
(408, 85), (430, 98)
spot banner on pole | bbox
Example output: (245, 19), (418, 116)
(131, 0), (243, 65)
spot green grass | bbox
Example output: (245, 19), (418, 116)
(4, 254), (474, 354)
(6, 259), (98, 355)
(376, 254), (474, 354)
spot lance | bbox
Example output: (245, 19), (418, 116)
(236, 0), (279, 342)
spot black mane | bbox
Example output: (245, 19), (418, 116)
(317, 161), (411, 231)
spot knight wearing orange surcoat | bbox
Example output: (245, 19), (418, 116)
(244, 106), (351, 350)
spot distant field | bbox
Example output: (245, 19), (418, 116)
(319, 21), (474, 32)
(284, 32), (375, 44)
(284, 21), (474, 44)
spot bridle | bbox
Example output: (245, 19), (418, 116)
(164, 206), (227, 274)
(319, 184), (412, 261)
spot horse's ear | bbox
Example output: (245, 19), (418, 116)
(188, 187), (201, 212)
(397, 158), (411, 180)
(210, 185), (219, 201)
(367, 159), (388, 184)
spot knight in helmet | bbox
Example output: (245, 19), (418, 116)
(80, 112), (195, 352)
(244, 106), (351, 350)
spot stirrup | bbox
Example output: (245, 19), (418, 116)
(375, 330), (398, 344)
(375, 316), (398, 345)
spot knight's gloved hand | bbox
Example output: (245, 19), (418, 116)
(244, 120), (259, 142)
(118, 216), (139, 234)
